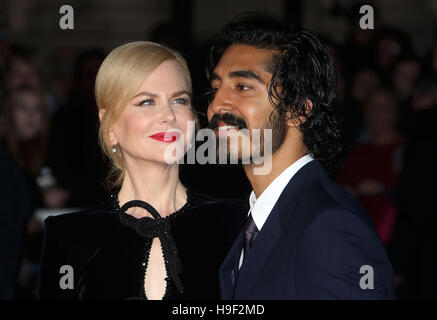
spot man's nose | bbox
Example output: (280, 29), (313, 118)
(207, 87), (234, 120)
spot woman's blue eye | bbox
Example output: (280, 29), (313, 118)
(173, 97), (190, 105)
(136, 99), (154, 106)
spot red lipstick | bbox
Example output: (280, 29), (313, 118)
(149, 131), (181, 142)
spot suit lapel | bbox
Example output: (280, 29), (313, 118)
(233, 160), (327, 298)
(219, 231), (244, 299)
(234, 202), (282, 298)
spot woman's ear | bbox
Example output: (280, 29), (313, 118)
(286, 99), (313, 127)
(98, 108), (105, 122)
(109, 129), (117, 146)
(99, 108), (118, 146)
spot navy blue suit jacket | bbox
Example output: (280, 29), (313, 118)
(219, 160), (395, 299)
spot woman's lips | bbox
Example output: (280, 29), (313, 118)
(149, 131), (181, 142)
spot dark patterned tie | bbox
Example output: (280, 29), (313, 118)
(243, 213), (259, 263)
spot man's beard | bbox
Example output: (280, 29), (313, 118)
(263, 110), (287, 156)
(208, 111), (287, 164)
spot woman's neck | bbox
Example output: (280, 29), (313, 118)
(117, 159), (187, 218)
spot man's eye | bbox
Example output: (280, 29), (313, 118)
(173, 97), (190, 105)
(136, 99), (154, 106)
(236, 84), (251, 91)
(206, 88), (217, 103)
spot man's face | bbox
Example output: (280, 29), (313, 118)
(207, 44), (286, 161)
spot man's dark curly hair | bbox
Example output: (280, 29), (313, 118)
(207, 13), (344, 174)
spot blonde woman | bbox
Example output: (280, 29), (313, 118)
(38, 42), (246, 300)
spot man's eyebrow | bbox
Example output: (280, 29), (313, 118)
(229, 70), (263, 83)
(209, 72), (221, 82)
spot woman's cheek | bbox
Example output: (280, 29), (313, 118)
(126, 113), (148, 134)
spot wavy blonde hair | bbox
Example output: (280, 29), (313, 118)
(95, 41), (192, 190)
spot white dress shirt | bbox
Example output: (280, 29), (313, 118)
(239, 154), (314, 268)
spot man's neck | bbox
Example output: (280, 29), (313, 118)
(244, 142), (308, 198)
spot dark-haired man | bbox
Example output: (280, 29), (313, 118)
(207, 13), (394, 299)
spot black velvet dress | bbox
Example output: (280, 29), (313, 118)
(38, 190), (247, 300)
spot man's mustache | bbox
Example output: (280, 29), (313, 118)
(207, 113), (248, 131)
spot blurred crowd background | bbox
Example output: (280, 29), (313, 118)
(1, 0), (437, 300)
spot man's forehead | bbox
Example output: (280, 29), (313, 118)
(213, 44), (275, 76)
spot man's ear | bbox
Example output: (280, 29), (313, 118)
(286, 99), (313, 127)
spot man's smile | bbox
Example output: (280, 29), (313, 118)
(216, 121), (240, 135)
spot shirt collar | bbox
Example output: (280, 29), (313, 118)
(248, 154), (314, 230)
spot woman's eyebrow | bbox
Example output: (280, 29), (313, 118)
(171, 90), (192, 99)
(132, 90), (191, 99)
(132, 91), (158, 99)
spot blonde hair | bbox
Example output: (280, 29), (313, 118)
(95, 41), (192, 190)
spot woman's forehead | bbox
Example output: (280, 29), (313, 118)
(135, 60), (190, 95)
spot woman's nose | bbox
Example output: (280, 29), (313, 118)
(161, 104), (176, 123)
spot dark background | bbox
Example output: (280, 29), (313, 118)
(1, 0), (437, 300)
